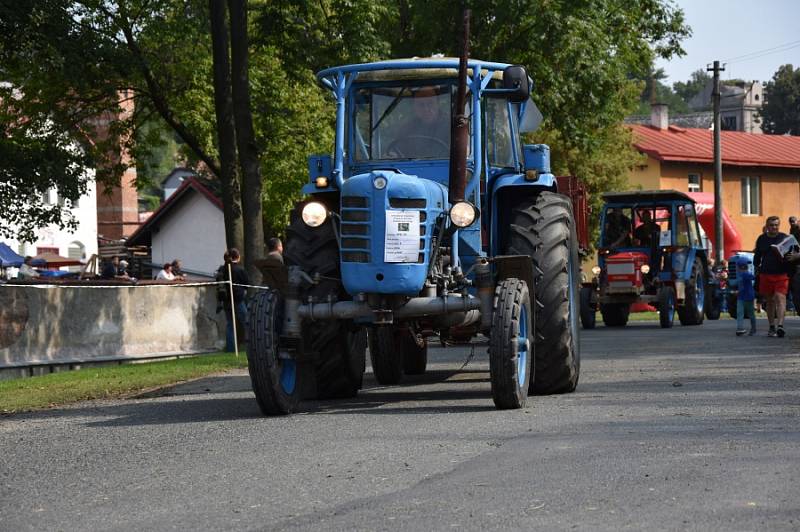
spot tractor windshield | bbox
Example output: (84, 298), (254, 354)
(352, 83), (459, 161)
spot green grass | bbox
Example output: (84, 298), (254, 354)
(0, 352), (248, 414)
(593, 310), (735, 322)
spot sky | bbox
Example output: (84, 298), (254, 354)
(655, 0), (800, 85)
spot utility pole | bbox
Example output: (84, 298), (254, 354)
(708, 60), (725, 264)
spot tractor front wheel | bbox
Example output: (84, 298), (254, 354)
(506, 192), (580, 395)
(678, 259), (705, 325)
(600, 303), (630, 327)
(658, 286), (676, 328)
(246, 290), (300, 415)
(489, 278), (532, 409)
(369, 326), (404, 385)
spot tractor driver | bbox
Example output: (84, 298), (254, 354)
(633, 210), (659, 247)
(604, 208), (632, 248)
(388, 86), (451, 158)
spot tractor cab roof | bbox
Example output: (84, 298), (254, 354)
(602, 190), (696, 206)
(316, 57), (518, 87)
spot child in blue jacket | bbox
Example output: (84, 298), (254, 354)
(736, 257), (757, 336)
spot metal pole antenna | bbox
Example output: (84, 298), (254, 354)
(227, 262), (239, 358)
(708, 60), (726, 264)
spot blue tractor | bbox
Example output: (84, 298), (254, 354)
(247, 57), (580, 415)
(582, 190), (721, 329)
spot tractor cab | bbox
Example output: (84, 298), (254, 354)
(581, 190), (718, 329)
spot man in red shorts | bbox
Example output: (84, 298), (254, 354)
(754, 216), (790, 337)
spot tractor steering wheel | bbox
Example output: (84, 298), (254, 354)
(386, 135), (449, 158)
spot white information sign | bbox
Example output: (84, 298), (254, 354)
(659, 230), (672, 247)
(384, 210), (421, 263)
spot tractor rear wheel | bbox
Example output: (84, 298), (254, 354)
(489, 278), (532, 409)
(285, 204), (366, 399)
(658, 286), (676, 328)
(600, 303), (630, 327)
(369, 326), (404, 385)
(678, 258), (705, 325)
(580, 286), (596, 329)
(246, 289), (300, 415)
(507, 192), (580, 395)
(401, 329), (428, 375)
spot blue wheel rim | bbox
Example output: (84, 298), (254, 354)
(280, 359), (296, 394)
(695, 273), (704, 315)
(517, 304), (529, 387)
(667, 290), (675, 323)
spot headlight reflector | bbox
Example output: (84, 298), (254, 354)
(449, 201), (478, 228)
(301, 202), (327, 227)
(640, 264), (650, 274)
(591, 265), (601, 275)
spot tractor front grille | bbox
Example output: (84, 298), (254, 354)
(341, 196), (371, 263)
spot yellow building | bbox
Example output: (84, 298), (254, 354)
(629, 108), (800, 251)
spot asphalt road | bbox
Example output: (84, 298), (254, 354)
(2, 317), (800, 531)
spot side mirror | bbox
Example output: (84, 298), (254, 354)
(503, 65), (531, 103)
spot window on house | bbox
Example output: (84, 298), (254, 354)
(688, 173), (701, 192)
(741, 176), (761, 215)
(36, 246), (58, 256)
(721, 116), (737, 131)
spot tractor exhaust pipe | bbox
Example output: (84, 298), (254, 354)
(448, 9), (470, 205)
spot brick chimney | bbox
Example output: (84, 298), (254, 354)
(650, 103), (669, 130)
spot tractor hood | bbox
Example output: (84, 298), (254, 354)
(339, 170), (447, 296)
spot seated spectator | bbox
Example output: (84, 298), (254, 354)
(155, 262), (176, 281)
(171, 259), (186, 281)
(18, 256), (40, 280)
(101, 256), (120, 280)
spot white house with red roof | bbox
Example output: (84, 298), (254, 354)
(629, 105), (800, 249)
(126, 177), (225, 278)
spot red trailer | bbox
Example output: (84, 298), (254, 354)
(556, 176), (590, 255)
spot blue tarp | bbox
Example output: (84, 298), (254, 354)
(0, 242), (24, 268)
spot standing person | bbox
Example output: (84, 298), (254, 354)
(155, 262), (176, 281)
(753, 215), (789, 337)
(734, 257), (757, 336)
(18, 256), (40, 280)
(223, 248), (249, 352)
(266, 237), (284, 264)
(171, 259), (186, 281)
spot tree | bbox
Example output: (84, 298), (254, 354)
(673, 69), (711, 107)
(761, 64), (800, 135)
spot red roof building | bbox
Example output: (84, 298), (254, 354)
(628, 106), (800, 252)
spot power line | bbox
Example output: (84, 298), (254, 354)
(723, 39), (800, 64)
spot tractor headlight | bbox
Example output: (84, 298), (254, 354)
(591, 265), (601, 275)
(373, 176), (387, 190)
(301, 201), (327, 227)
(449, 201), (478, 228)
(640, 264), (650, 274)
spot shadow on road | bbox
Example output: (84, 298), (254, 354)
(26, 367), (497, 427)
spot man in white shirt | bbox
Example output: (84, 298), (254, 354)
(18, 256), (40, 280)
(155, 262), (176, 281)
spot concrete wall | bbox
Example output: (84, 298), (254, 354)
(151, 191), (226, 278)
(0, 284), (226, 373)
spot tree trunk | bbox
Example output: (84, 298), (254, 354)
(209, 0), (244, 252)
(228, 0), (264, 282)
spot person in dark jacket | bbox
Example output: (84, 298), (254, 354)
(222, 248), (249, 351)
(753, 216), (789, 337)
